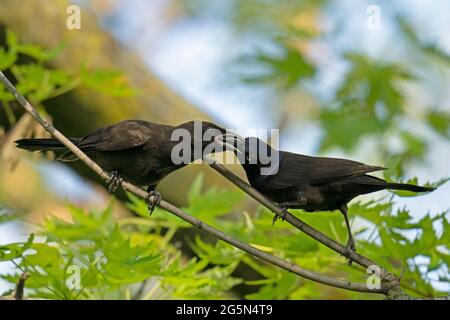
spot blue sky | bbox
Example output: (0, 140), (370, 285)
(103, 0), (450, 215)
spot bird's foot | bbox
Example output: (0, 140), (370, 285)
(281, 207), (288, 221)
(272, 207), (289, 226)
(343, 239), (357, 265)
(107, 171), (123, 193)
(272, 214), (278, 226)
(145, 191), (162, 216)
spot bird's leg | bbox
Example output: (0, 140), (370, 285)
(274, 193), (307, 225)
(339, 204), (356, 265)
(107, 171), (123, 193)
(145, 186), (161, 216)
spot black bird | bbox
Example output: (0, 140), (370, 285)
(16, 119), (227, 213)
(220, 136), (435, 254)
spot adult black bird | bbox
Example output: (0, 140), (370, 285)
(219, 136), (435, 254)
(16, 119), (228, 213)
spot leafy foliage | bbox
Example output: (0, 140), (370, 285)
(1, 176), (448, 299)
(397, 16), (450, 66)
(0, 198), (242, 299)
(238, 41), (315, 89)
(320, 53), (415, 152)
(0, 29), (136, 126)
(1, 3), (449, 300)
(205, 1), (450, 178)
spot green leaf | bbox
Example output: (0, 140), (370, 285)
(11, 64), (74, 102)
(427, 111), (450, 138)
(399, 131), (426, 158)
(0, 209), (15, 224)
(319, 103), (386, 151)
(17, 42), (65, 62)
(189, 236), (242, 265)
(44, 204), (114, 242)
(0, 30), (18, 70)
(383, 156), (404, 181)
(238, 41), (315, 89)
(320, 53), (414, 152)
(80, 67), (138, 97)
(350, 200), (391, 225)
(184, 174), (243, 224)
(246, 271), (298, 300)
(0, 234), (34, 261)
(398, 16), (450, 65)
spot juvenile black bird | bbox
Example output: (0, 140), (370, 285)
(220, 136), (435, 254)
(16, 119), (227, 213)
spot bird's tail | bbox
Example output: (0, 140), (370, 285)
(386, 182), (435, 193)
(15, 138), (82, 162)
(15, 138), (80, 151)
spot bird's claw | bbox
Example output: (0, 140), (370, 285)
(272, 215), (278, 226)
(281, 207), (288, 221)
(146, 191), (162, 216)
(272, 207), (288, 226)
(343, 239), (357, 265)
(107, 171), (123, 193)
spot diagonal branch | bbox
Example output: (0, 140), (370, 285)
(208, 162), (396, 280)
(0, 70), (397, 295)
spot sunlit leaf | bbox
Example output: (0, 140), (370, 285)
(80, 67), (138, 97)
(17, 42), (65, 62)
(427, 111), (450, 138)
(0, 234), (34, 261)
(0, 30), (18, 70)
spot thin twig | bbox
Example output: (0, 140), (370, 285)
(0, 70), (396, 295)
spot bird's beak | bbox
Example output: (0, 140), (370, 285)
(215, 132), (245, 156)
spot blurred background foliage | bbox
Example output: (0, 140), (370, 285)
(0, 0), (449, 299)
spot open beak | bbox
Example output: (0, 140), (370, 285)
(214, 132), (245, 156)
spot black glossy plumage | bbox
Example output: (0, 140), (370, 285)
(230, 137), (435, 253)
(236, 137), (433, 211)
(15, 119), (226, 191)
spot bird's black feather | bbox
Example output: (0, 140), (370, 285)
(15, 119), (226, 189)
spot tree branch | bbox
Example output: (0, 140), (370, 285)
(0, 70), (396, 295)
(208, 162), (396, 280)
(14, 272), (30, 300)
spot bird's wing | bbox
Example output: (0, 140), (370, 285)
(263, 151), (385, 189)
(79, 120), (155, 151)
